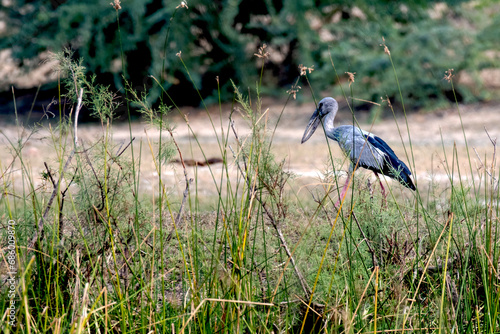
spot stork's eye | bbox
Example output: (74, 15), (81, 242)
(318, 103), (324, 117)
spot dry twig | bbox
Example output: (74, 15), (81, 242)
(166, 129), (192, 242)
(28, 87), (84, 250)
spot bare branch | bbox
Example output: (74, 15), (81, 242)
(74, 87), (83, 146)
(166, 129), (191, 242)
(28, 149), (75, 250)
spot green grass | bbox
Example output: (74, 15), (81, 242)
(1, 7), (500, 334)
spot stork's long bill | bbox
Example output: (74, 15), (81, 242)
(301, 109), (321, 144)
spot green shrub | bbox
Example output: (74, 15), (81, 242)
(3, 0), (500, 110)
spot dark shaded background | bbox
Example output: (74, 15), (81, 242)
(1, 0), (500, 119)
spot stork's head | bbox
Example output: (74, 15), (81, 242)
(301, 97), (338, 143)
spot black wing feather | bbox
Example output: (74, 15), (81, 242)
(363, 133), (416, 190)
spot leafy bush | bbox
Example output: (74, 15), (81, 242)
(2, 0), (500, 110)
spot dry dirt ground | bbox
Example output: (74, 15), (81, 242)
(2, 98), (500, 205)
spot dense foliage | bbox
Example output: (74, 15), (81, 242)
(2, 0), (500, 110)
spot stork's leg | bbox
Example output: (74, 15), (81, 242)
(374, 172), (387, 205)
(335, 172), (351, 208)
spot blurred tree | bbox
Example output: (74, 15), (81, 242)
(1, 0), (499, 112)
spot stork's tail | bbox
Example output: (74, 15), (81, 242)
(395, 168), (416, 190)
(386, 160), (415, 191)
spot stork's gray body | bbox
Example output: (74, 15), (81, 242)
(330, 125), (385, 173)
(301, 97), (415, 203)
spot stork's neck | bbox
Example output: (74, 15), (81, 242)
(322, 111), (336, 139)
